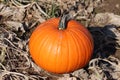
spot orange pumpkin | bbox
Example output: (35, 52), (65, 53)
(29, 14), (94, 74)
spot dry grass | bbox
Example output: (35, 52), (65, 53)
(0, 0), (120, 80)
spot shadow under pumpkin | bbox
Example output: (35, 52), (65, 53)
(83, 25), (119, 80)
(88, 25), (118, 59)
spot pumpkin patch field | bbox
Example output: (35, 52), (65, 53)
(0, 0), (120, 80)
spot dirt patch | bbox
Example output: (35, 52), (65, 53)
(95, 0), (120, 15)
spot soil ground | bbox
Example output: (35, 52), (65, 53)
(95, 0), (120, 15)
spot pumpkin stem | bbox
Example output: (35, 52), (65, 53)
(59, 14), (71, 30)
